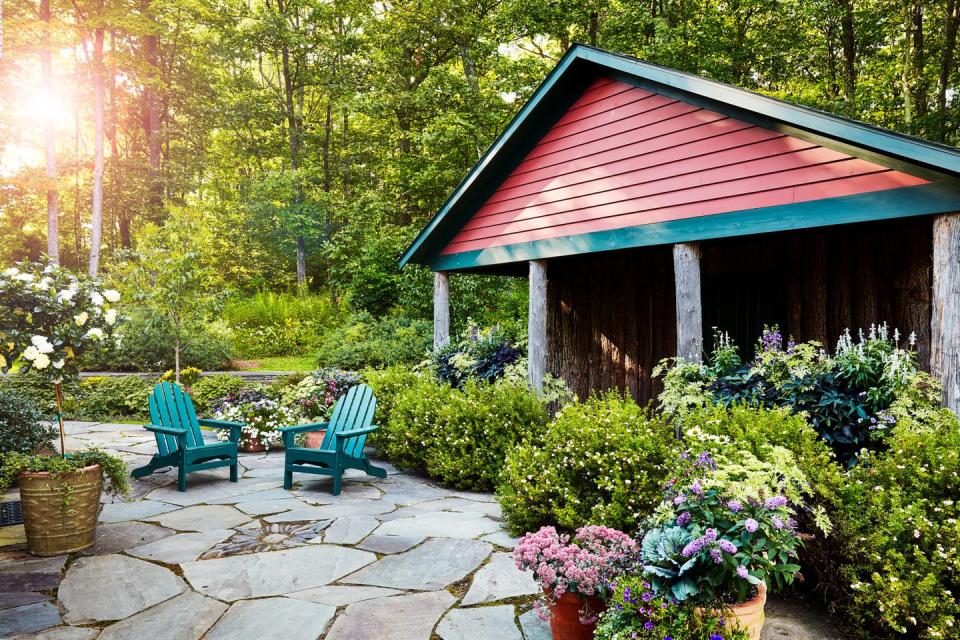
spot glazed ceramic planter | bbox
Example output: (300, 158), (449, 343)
(698, 582), (767, 640)
(19, 464), (102, 556)
(544, 589), (606, 640)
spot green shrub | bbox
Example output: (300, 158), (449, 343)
(0, 387), (56, 455)
(380, 374), (455, 472)
(425, 380), (549, 490)
(316, 312), (431, 369)
(190, 374), (252, 414)
(82, 311), (232, 372)
(70, 376), (151, 421)
(362, 365), (428, 448)
(230, 319), (326, 358)
(223, 291), (341, 327)
(0, 371), (72, 415)
(498, 392), (680, 535)
(380, 375), (548, 491)
(832, 410), (960, 639)
(159, 367), (203, 386)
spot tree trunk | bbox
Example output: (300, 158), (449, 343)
(88, 26), (105, 277)
(673, 242), (703, 362)
(174, 339), (181, 384)
(839, 0), (857, 115)
(277, 0), (305, 287)
(143, 0), (163, 215)
(902, 0), (914, 130)
(936, 0), (960, 141)
(932, 214), (960, 412)
(41, 0), (59, 264)
(528, 260), (548, 392)
(434, 271), (450, 350)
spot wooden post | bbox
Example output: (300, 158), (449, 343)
(433, 271), (450, 350)
(673, 242), (703, 363)
(932, 213), (960, 412)
(528, 260), (548, 392)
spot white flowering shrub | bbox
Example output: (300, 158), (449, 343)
(0, 260), (121, 383)
(212, 388), (300, 450)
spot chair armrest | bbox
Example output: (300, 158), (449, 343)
(278, 422), (329, 434)
(143, 424), (187, 437)
(198, 418), (246, 429)
(335, 425), (379, 439)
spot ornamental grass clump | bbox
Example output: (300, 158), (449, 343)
(514, 524), (638, 622)
(640, 452), (803, 606)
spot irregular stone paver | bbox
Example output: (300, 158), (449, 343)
(345, 538), (491, 590)
(415, 497), (502, 518)
(147, 476), (280, 507)
(182, 544), (375, 601)
(205, 597), (335, 640)
(0, 592), (48, 610)
(286, 585), (403, 606)
(437, 605), (522, 640)
(323, 516), (380, 544)
(235, 498), (306, 515)
(480, 530), (520, 549)
(83, 521), (174, 555)
(356, 533), (425, 554)
(149, 504), (251, 532)
(294, 482), (382, 502)
(378, 482), (450, 506)
(208, 488), (293, 504)
(0, 602), (61, 637)
(128, 530), (235, 564)
(373, 511), (500, 539)
(98, 499), (177, 523)
(518, 608), (551, 640)
(269, 500), (396, 522)
(59, 554), (186, 624)
(0, 555), (66, 574)
(326, 591), (455, 640)
(11, 626), (100, 640)
(96, 591), (226, 640)
(763, 598), (844, 640)
(463, 553), (539, 605)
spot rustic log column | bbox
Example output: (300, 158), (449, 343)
(673, 242), (703, 363)
(528, 260), (548, 392)
(433, 271), (450, 350)
(931, 214), (960, 412)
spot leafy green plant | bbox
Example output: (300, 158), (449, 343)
(430, 324), (524, 388)
(70, 375), (151, 421)
(0, 387), (56, 455)
(498, 392), (680, 535)
(0, 449), (130, 497)
(316, 312), (431, 369)
(172, 374), (249, 415)
(832, 409), (960, 639)
(379, 374), (455, 472)
(160, 367), (203, 387)
(424, 380), (548, 490)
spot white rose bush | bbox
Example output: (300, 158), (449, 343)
(0, 259), (122, 455)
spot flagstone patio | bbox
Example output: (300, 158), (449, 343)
(0, 421), (843, 639)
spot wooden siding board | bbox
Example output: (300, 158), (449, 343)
(441, 77), (934, 263)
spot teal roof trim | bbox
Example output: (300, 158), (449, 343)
(428, 181), (960, 271)
(402, 44), (960, 269)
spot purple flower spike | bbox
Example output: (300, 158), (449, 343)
(744, 518), (759, 533)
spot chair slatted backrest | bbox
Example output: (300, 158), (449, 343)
(148, 382), (205, 453)
(321, 384), (376, 457)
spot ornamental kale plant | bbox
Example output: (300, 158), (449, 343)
(640, 452), (803, 605)
(514, 525), (638, 622)
(594, 575), (749, 640)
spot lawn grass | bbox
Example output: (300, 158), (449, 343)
(232, 354), (318, 371)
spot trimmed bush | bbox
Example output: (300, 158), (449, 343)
(380, 375), (548, 491)
(498, 392), (680, 535)
(832, 410), (960, 639)
(316, 312), (431, 369)
(0, 387), (56, 455)
(362, 365), (430, 449)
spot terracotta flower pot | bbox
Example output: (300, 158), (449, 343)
(240, 437), (267, 453)
(698, 582), (767, 640)
(18, 464), (103, 556)
(304, 430), (327, 449)
(544, 588), (606, 640)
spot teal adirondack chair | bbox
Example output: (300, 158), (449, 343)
(131, 382), (243, 492)
(280, 384), (386, 495)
